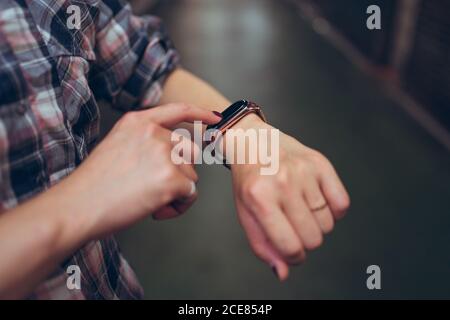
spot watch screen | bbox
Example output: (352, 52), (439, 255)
(207, 100), (248, 130)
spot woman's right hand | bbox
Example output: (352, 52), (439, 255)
(0, 103), (220, 299)
(65, 103), (221, 239)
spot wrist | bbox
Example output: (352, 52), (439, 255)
(231, 113), (263, 128)
(209, 100), (273, 169)
(48, 172), (101, 247)
(12, 179), (94, 265)
(222, 114), (274, 169)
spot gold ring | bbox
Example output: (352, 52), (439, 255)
(310, 203), (328, 212)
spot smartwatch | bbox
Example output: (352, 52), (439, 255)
(206, 99), (266, 135)
(205, 99), (267, 168)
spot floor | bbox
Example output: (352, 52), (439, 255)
(105, 0), (450, 299)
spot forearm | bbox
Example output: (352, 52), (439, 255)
(159, 68), (270, 160)
(0, 175), (93, 299)
(160, 68), (230, 112)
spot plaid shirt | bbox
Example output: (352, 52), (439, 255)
(0, 0), (179, 299)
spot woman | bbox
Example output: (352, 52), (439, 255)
(0, 0), (349, 299)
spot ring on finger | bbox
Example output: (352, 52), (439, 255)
(310, 202), (328, 212)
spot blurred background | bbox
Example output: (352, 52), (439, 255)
(100, 0), (450, 299)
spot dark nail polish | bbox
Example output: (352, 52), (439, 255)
(271, 265), (280, 280)
(213, 111), (223, 118)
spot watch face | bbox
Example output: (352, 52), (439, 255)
(207, 100), (249, 130)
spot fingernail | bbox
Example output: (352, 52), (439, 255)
(270, 264), (280, 280)
(190, 181), (196, 195)
(213, 111), (223, 118)
(177, 181), (197, 203)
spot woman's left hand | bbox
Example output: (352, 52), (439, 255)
(229, 116), (350, 280)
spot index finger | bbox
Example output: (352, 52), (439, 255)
(143, 103), (222, 128)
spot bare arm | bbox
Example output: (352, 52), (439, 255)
(0, 178), (91, 299)
(159, 68), (230, 110)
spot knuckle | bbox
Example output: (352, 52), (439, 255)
(241, 178), (259, 200)
(308, 149), (324, 160)
(294, 161), (310, 177)
(160, 164), (178, 182)
(275, 169), (289, 189)
(242, 179), (270, 206)
(310, 150), (330, 169)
